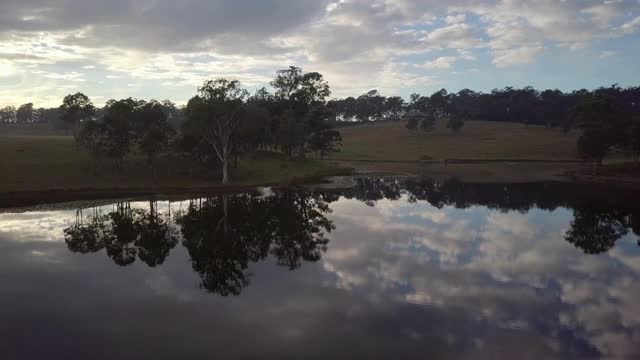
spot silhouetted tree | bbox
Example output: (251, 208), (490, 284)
(64, 208), (107, 253)
(102, 98), (138, 170)
(16, 103), (34, 123)
(565, 206), (629, 254)
(176, 192), (334, 295)
(135, 201), (178, 267)
(573, 95), (626, 166)
(183, 79), (249, 184)
(307, 129), (342, 159)
(59, 93), (96, 141)
(134, 101), (175, 176)
(0, 106), (16, 123)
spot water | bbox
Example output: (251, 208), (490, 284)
(1, 178), (639, 359)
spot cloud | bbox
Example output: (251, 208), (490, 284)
(492, 45), (544, 68)
(1, 0), (640, 106)
(600, 50), (617, 58)
(0, 59), (19, 78)
(418, 56), (458, 69)
(445, 14), (467, 24)
(618, 15), (640, 35)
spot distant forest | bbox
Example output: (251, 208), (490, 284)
(1, 83), (639, 131)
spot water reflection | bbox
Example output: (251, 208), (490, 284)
(343, 178), (640, 253)
(63, 192), (336, 295)
(2, 178), (640, 359)
(64, 201), (178, 267)
(177, 193), (334, 295)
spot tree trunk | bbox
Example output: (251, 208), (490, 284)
(222, 146), (229, 184)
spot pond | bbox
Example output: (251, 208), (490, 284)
(1, 178), (639, 359)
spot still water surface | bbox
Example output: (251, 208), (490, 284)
(1, 179), (639, 359)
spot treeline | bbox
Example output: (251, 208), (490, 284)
(5, 83), (640, 130)
(329, 85), (640, 130)
(0, 103), (62, 126)
(572, 93), (640, 163)
(49, 67), (343, 183)
(3, 76), (639, 170)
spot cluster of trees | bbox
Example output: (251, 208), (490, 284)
(0, 103), (62, 125)
(5, 78), (639, 171)
(573, 92), (640, 164)
(73, 96), (176, 175)
(64, 192), (335, 296)
(329, 85), (640, 132)
(64, 67), (343, 183)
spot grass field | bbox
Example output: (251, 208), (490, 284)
(332, 120), (580, 161)
(0, 120), (622, 195)
(0, 136), (343, 193)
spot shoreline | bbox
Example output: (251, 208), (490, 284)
(2, 161), (639, 209)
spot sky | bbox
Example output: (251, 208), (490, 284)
(0, 0), (639, 107)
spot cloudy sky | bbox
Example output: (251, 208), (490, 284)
(1, 0), (640, 107)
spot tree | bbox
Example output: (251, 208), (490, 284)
(237, 104), (271, 155)
(385, 96), (405, 121)
(406, 116), (419, 131)
(102, 98), (137, 169)
(420, 118), (434, 132)
(355, 90), (386, 122)
(277, 109), (305, 157)
(16, 103), (34, 123)
(0, 106), (16, 123)
(447, 114), (465, 133)
(134, 101), (175, 175)
(271, 66), (330, 107)
(573, 95), (626, 166)
(404, 110), (431, 132)
(308, 129), (342, 160)
(78, 119), (108, 174)
(184, 79), (249, 184)
(630, 116), (640, 161)
(60, 93), (96, 142)
(429, 89), (449, 120)
(159, 100), (184, 129)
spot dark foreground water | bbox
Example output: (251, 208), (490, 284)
(1, 179), (639, 359)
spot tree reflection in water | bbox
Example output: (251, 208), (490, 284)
(63, 179), (640, 295)
(64, 192), (336, 296)
(176, 192), (335, 295)
(64, 201), (177, 267)
(343, 177), (640, 254)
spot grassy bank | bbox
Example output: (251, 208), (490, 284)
(333, 120), (579, 161)
(329, 120), (640, 187)
(0, 135), (347, 194)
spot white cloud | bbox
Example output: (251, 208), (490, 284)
(445, 13), (466, 24)
(418, 56), (458, 69)
(618, 15), (640, 35)
(0, 59), (19, 78)
(1, 0), (640, 106)
(492, 45), (544, 68)
(600, 50), (617, 58)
